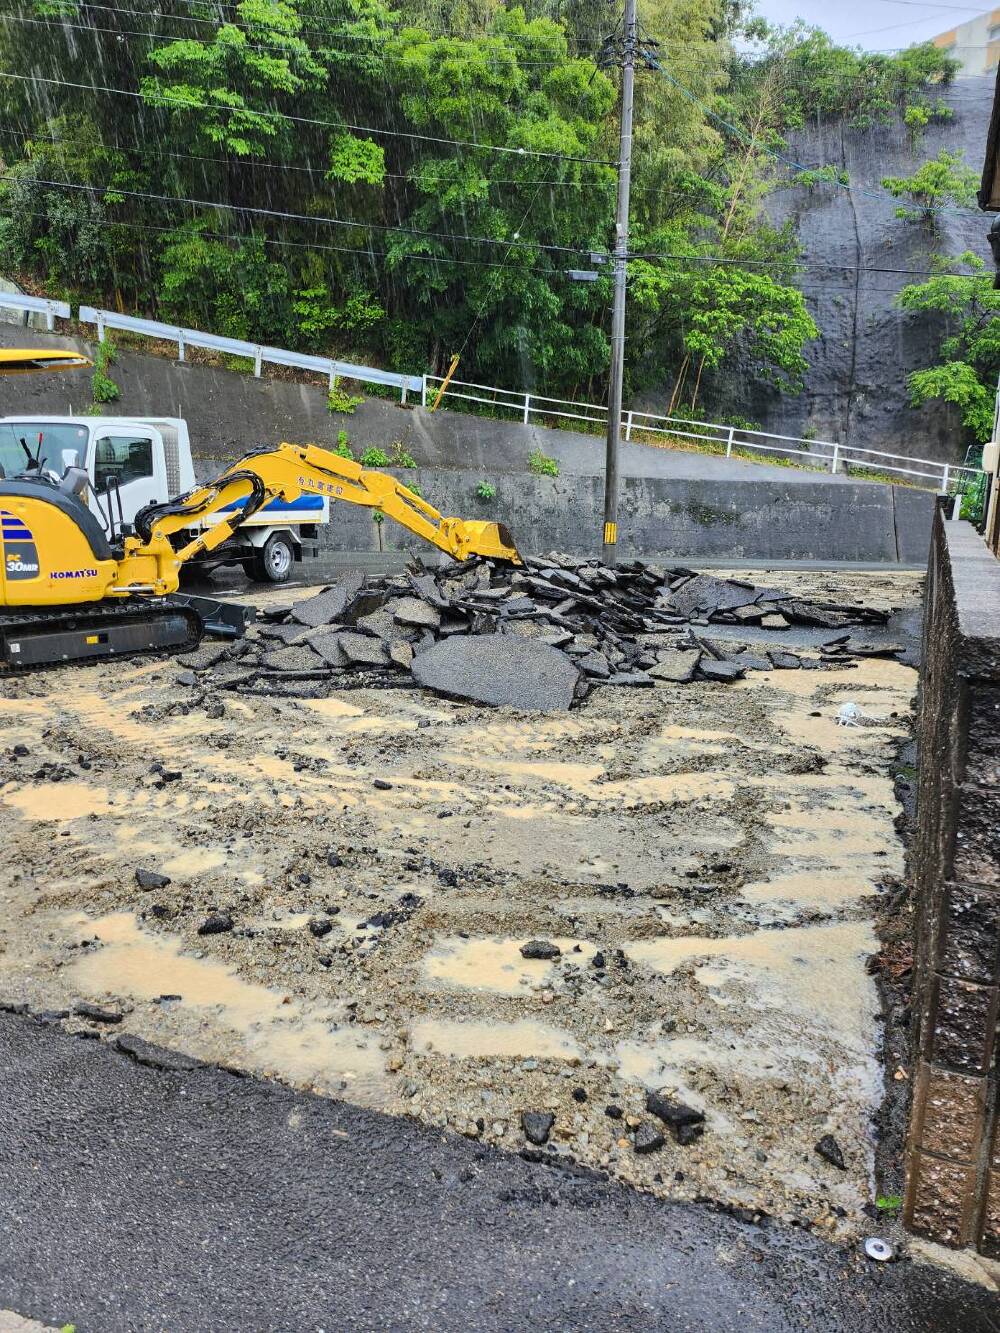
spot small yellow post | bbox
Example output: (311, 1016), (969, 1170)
(429, 355), (460, 412)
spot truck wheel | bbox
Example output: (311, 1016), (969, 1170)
(250, 533), (295, 584)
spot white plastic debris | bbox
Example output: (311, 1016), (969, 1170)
(836, 702), (863, 728)
(863, 1237), (894, 1262)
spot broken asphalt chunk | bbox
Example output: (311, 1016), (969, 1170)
(697, 660), (746, 683)
(74, 1001), (123, 1025)
(411, 634), (579, 711)
(290, 573), (366, 628)
(649, 650), (701, 684)
(339, 633), (391, 667)
(115, 1034), (204, 1072)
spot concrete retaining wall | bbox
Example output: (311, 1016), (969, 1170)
(194, 459), (933, 563)
(905, 507), (1000, 1253)
(0, 322), (934, 563)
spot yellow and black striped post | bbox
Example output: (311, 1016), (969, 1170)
(603, 521), (617, 548)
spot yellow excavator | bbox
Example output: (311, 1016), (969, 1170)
(0, 350), (521, 667)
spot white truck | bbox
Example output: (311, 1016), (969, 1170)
(0, 415), (327, 582)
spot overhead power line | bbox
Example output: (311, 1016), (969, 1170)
(0, 12), (584, 70)
(0, 128), (609, 189)
(866, 0), (988, 11)
(3, 192), (973, 283)
(6, 202), (587, 277)
(0, 172), (607, 259)
(0, 70), (617, 165)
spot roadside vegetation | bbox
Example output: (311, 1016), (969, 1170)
(0, 2), (963, 429)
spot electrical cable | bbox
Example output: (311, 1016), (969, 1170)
(0, 171), (608, 258)
(0, 127), (611, 189)
(0, 12), (586, 70)
(0, 70), (617, 165)
(4, 202), (586, 276)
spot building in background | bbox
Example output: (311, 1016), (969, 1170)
(932, 10), (1000, 77)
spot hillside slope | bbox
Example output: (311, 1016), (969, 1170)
(640, 76), (995, 462)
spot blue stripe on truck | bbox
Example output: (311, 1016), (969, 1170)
(220, 495), (326, 513)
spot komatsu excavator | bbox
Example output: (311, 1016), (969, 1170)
(0, 351), (521, 668)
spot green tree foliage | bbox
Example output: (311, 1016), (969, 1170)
(897, 256), (1000, 442)
(881, 150), (980, 223)
(0, 1), (966, 422)
(141, 2), (327, 159)
(742, 22), (958, 130)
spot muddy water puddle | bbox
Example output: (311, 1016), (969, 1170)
(411, 1018), (582, 1061)
(627, 921), (879, 1063)
(422, 935), (596, 995)
(64, 912), (387, 1101)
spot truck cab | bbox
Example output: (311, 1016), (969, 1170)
(0, 415), (326, 582)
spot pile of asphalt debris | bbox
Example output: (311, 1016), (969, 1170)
(180, 554), (901, 711)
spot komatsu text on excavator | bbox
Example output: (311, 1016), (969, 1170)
(0, 350), (521, 668)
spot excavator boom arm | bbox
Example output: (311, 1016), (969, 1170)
(123, 443), (520, 591)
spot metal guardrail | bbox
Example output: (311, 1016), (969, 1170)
(0, 289), (983, 490)
(0, 292), (72, 330)
(421, 374), (982, 492)
(78, 307), (423, 401)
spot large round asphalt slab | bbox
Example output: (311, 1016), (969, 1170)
(0, 1014), (996, 1333)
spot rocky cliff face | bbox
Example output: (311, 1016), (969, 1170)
(645, 76), (996, 464)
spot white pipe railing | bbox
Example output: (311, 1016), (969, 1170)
(422, 373), (982, 492)
(0, 292), (72, 330)
(0, 288), (983, 492)
(78, 307), (423, 401)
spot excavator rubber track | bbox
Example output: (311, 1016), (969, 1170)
(0, 597), (203, 670)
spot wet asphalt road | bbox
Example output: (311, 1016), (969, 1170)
(1, 1014), (997, 1333)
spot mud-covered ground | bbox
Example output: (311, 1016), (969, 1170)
(0, 569), (923, 1240)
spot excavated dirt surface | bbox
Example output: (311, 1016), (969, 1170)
(0, 569), (923, 1241)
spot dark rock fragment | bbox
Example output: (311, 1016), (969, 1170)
(520, 939), (561, 960)
(815, 1134), (847, 1170)
(308, 917), (334, 939)
(646, 1092), (706, 1145)
(768, 652), (802, 670)
(136, 867), (171, 891)
(373, 779), (393, 791)
(521, 1111), (555, 1145)
(197, 912), (233, 936)
(634, 1122), (666, 1154)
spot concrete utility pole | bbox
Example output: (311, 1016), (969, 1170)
(602, 0), (638, 567)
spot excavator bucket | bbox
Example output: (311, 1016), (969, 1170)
(0, 349), (92, 376)
(454, 520), (523, 564)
